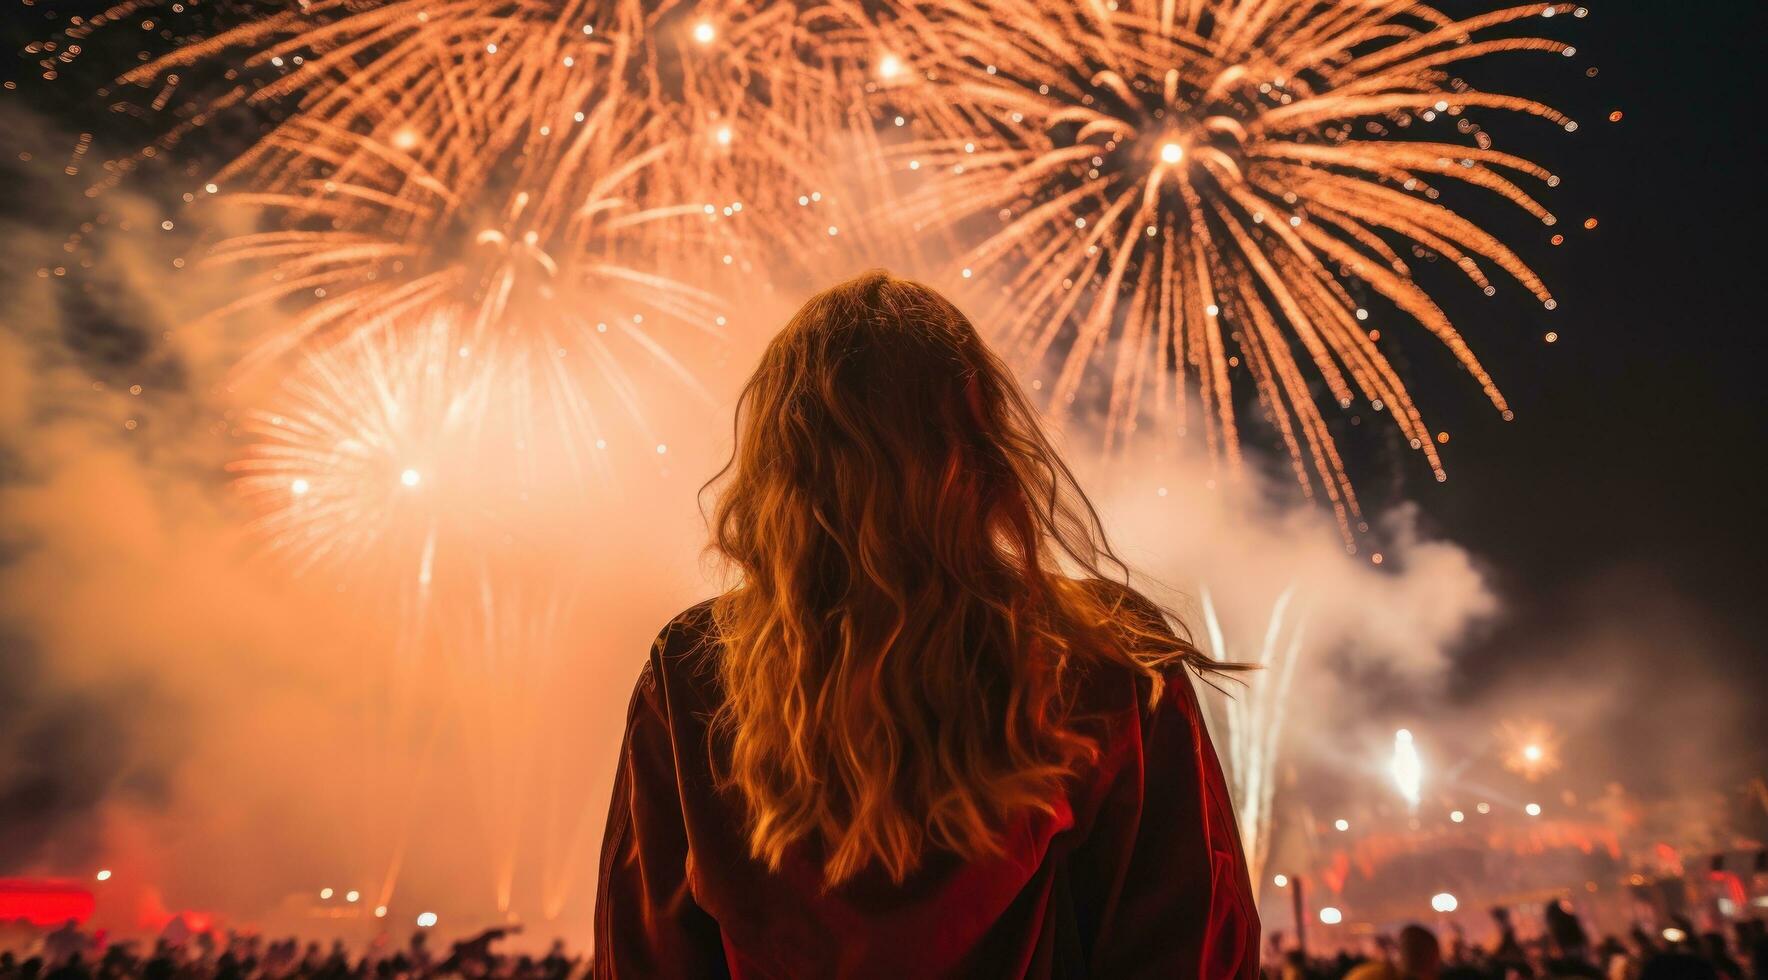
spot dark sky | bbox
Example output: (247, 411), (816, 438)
(5, 0), (1765, 785)
(1394, 0), (1767, 714)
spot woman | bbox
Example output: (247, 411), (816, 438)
(593, 272), (1258, 978)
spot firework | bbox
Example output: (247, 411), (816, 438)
(1200, 586), (1308, 895)
(1392, 728), (1423, 809)
(873, 0), (1581, 529)
(1498, 719), (1562, 781)
(644, 0), (955, 286)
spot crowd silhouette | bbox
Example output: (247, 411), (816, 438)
(3, 900), (1765, 979)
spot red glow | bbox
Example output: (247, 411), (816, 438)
(0, 879), (96, 926)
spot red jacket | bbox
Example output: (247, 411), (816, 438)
(594, 598), (1259, 978)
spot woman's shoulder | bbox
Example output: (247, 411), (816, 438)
(634, 599), (723, 713)
(651, 598), (719, 657)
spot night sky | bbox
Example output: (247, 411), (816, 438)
(4, 0), (1766, 816)
(1398, 0), (1767, 728)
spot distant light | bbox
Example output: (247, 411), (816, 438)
(391, 128), (420, 151)
(95, 870), (112, 882)
(877, 54), (903, 80)
(1525, 802), (1542, 816)
(291, 478), (310, 496)
(1272, 874), (1289, 888)
(1523, 743), (1543, 762)
(400, 468), (421, 487)
(691, 20), (715, 44)
(656, 444), (668, 455)
(714, 125), (733, 146)
(416, 912), (438, 928)
(1450, 810), (1465, 823)
(374, 906), (388, 918)
(1476, 802), (1491, 814)
(1319, 907), (1343, 925)
(1159, 142), (1184, 164)
(1431, 892), (1459, 913)
(1662, 927), (1686, 943)
(345, 890), (360, 903)
(1392, 728), (1422, 807)
(1334, 818), (1350, 832)
(320, 888), (334, 900)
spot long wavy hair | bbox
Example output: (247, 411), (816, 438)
(706, 271), (1221, 886)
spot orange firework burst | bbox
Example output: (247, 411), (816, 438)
(873, 0), (1582, 531)
(645, 0), (949, 285)
(128, 0), (725, 400)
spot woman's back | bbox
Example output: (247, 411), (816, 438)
(591, 273), (1258, 976)
(596, 592), (1256, 978)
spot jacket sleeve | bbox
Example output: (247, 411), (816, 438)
(592, 654), (729, 979)
(1087, 670), (1261, 978)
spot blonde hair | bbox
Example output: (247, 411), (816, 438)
(706, 271), (1220, 885)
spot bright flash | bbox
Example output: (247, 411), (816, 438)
(1159, 142), (1184, 164)
(1500, 721), (1561, 780)
(400, 468), (422, 487)
(1392, 728), (1422, 808)
(1431, 892), (1459, 913)
(715, 125), (733, 146)
(877, 54), (903, 80)
(691, 20), (715, 44)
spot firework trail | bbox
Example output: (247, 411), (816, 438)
(1200, 586), (1306, 895)
(229, 313), (643, 911)
(872, 0), (1582, 530)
